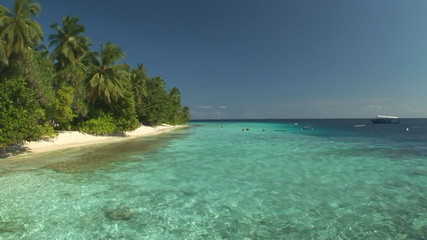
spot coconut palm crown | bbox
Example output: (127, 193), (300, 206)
(49, 16), (91, 69)
(86, 42), (130, 104)
(0, 0), (43, 60)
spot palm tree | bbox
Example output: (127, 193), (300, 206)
(49, 16), (91, 70)
(86, 42), (129, 104)
(130, 64), (148, 105)
(130, 64), (148, 121)
(168, 87), (182, 124)
(0, 0), (43, 60)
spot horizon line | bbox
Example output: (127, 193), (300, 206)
(190, 117), (427, 121)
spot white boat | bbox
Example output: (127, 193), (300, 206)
(371, 115), (400, 124)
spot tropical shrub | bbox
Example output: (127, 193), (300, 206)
(111, 88), (140, 132)
(0, 76), (55, 147)
(78, 113), (117, 135)
(47, 85), (75, 130)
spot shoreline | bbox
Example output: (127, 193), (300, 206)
(2, 125), (187, 159)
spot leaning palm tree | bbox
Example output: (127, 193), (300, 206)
(86, 42), (130, 104)
(0, 0), (43, 60)
(49, 16), (91, 70)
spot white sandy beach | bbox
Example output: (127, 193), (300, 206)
(26, 125), (185, 154)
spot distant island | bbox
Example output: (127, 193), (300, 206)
(0, 0), (190, 149)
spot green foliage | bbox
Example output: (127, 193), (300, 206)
(111, 87), (140, 132)
(48, 86), (75, 130)
(134, 76), (190, 126)
(139, 77), (170, 126)
(0, 76), (55, 147)
(85, 42), (129, 104)
(54, 63), (88, 118)
(79, 93), (140, 134)
(53, 61), (86, 88)
(0, 40), (8, 66)
(24, 49), (56, 106)
(130, 63), (148, 119)
(49, 15), (91, 70)
(0, 0), (190, 149)
(0, 0), (43, 60)
(78, 113), (117, 135)
(181, 106), (191, 123)
(167, 87), (182, 124)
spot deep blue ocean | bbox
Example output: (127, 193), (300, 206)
(0, 119), (426, 239)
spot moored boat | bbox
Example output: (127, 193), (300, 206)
(302, 125), (313, 130)
(371, 115), (400, 124)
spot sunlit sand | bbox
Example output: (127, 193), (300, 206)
(26, 125), (185, 154)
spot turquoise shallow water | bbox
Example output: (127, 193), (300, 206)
(0, 119), (426, 239)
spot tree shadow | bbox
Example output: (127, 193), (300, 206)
(0, 144), (29, 159)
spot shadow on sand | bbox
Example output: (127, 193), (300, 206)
(0, 144), (29, 159)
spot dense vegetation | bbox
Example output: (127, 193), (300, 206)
(0, 0), (190, 148)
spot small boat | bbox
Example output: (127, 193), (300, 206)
(302, 125), (313, 130)
(371, 115), (400, 124)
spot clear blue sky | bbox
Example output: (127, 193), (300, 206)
(8, 0), (427, 119)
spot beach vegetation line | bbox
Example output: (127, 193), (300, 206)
(0, 0), (191, 147)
